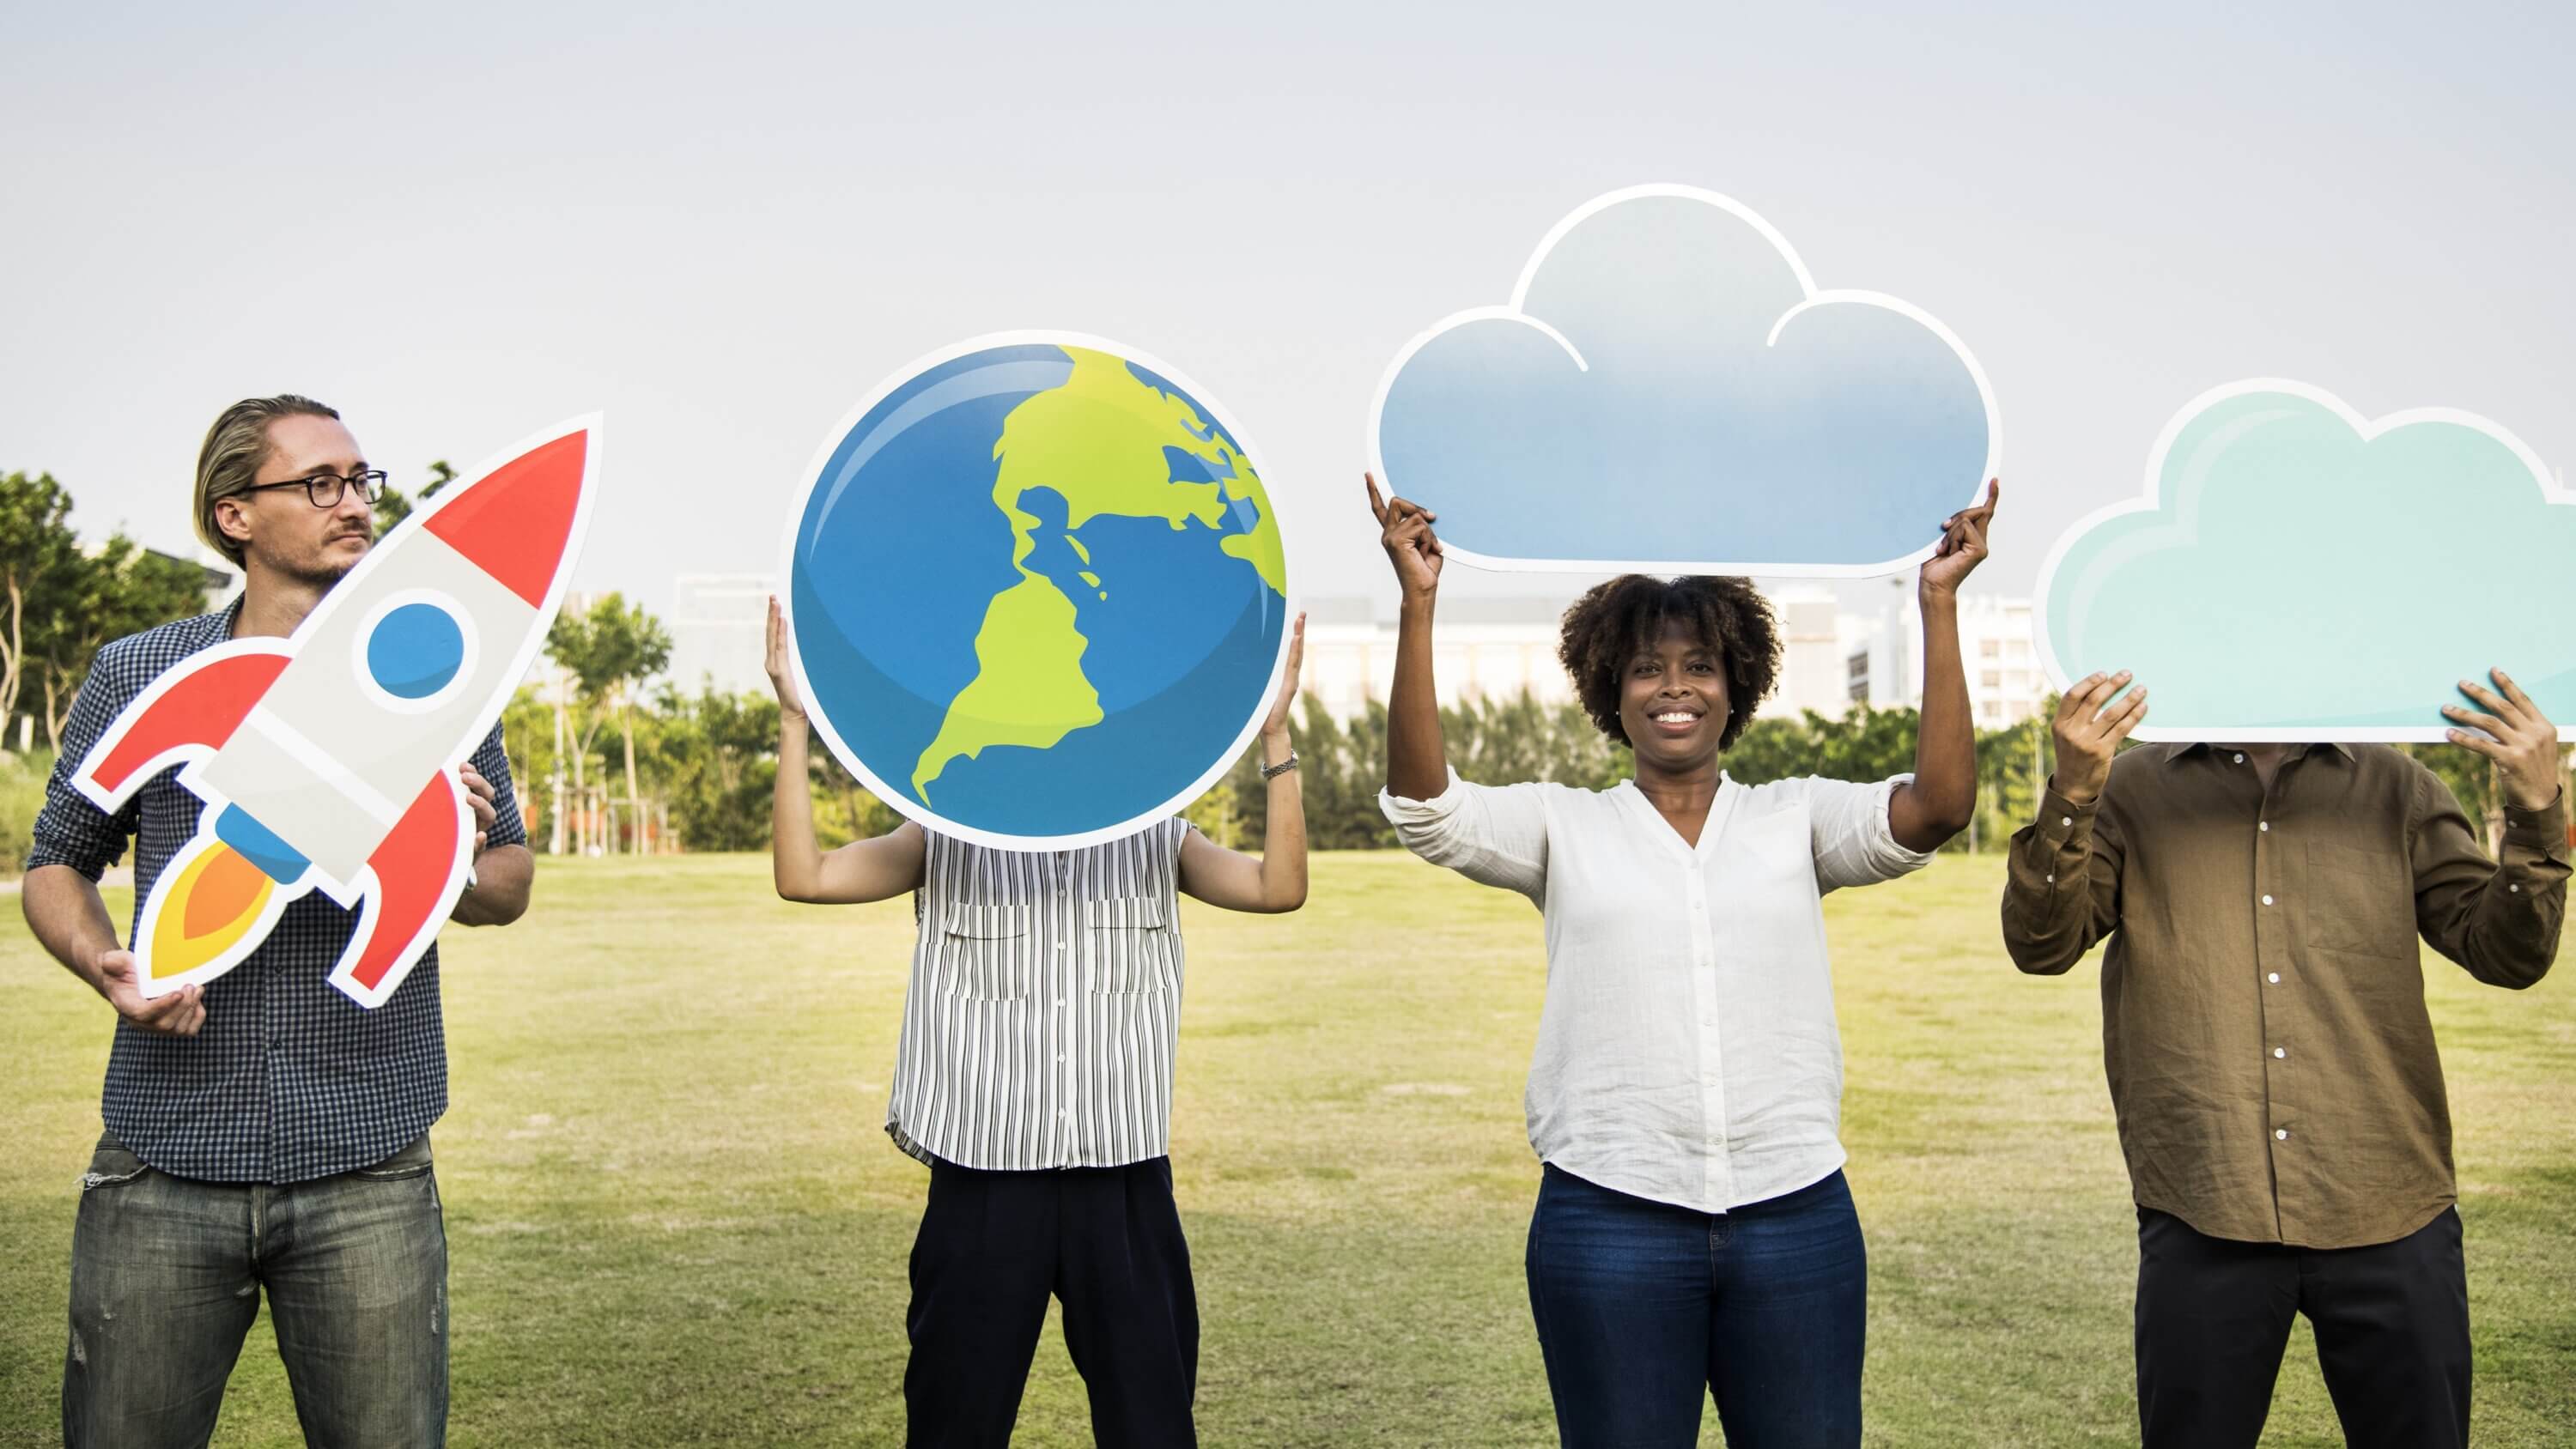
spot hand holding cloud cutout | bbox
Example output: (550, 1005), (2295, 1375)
(1368, 185), (1998, 577)
(2037, 381), (2576, 741)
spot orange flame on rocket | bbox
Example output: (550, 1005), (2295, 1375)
(141, 834), (279, 985)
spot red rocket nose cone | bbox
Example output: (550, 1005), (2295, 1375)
(423, 431), (588, 608)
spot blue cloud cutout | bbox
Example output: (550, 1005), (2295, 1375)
(1369, 185), (1997, 576)
(2038, 381), (2576, 741)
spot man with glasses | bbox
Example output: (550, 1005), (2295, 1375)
(22, 394), (534, 1447)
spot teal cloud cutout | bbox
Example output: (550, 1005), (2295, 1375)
(2037, 381), (2576, 740)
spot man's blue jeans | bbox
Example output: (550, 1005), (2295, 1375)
(62, 1131), (448, 1448)
(1526, 1163), (1867, 1449)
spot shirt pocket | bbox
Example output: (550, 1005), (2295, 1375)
(1084, 895), (1181, 995)
(936, 903), (1039, 1002)
(2301, 841), (2415, 960)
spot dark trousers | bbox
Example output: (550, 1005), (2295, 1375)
(62, 1132), (447, 1449)
(1525, 1163), (1867, 1449)
(2136, 1206), (2471, 1449)
(905, 1155), (1198, 1448)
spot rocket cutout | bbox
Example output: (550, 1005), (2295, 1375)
(73, 416), (598, 1009)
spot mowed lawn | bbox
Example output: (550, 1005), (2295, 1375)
(3, 852), (2573, 1447)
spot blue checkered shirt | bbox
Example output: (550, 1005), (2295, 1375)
(27, 598), (526, 1185)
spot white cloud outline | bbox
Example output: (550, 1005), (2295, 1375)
(775, 330), (1299, 853)
(1365, 183), (2002, 578)
(2033, 377), (2567, 742)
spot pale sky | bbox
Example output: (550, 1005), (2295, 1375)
(6, 1), (2569, 637)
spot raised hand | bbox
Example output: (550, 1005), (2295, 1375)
(2049, 670), (2148, 806)
(1261, 612), (1308, 740)
(1366, 473), (1444, 603)
(1920, 479), (1999, 598)
(764, 596), (806, 720)
(99, 949), (204, 1036)
(2445, 669), (2563, 810)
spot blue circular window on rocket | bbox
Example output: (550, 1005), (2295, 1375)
(368, 602), (466, 700)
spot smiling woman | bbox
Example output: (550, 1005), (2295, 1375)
(1556, 574), (1780, 757)
(1366, 470), (1995, 1449)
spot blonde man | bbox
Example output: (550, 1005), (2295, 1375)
(24, 396), (532, 1448)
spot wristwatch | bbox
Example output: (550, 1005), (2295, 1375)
(1261, 750), (1299, 780)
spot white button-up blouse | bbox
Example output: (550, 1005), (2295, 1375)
(1382, 768), (1932, 1213)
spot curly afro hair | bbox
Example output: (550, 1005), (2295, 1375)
(1557, 575), (1781, 751)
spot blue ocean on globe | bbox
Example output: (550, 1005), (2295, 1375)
(787, 339), (1291, 845)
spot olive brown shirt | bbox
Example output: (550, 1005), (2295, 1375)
(2001, 741), (2566, 1248)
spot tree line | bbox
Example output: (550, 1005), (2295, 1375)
(1, 469), (2536, 866)
(0, 472), (216, 753)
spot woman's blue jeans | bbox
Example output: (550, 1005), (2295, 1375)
(1526, 1163), (1866, 1449)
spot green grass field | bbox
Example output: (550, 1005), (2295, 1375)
(4, 853), (2572, 1446)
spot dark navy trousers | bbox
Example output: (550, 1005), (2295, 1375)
(904, 1155), (1198, 1448)
(2135, 1205), (2471, 1449)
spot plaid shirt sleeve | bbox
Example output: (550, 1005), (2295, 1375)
(468, 724), (528, 851)
(26, 640), (143, 881)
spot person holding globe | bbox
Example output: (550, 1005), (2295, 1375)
(1372, 476), (1995, 1448)
(762, 596), (1307, 1449)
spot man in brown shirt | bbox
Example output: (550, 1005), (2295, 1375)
(2001, 667), (2567, 1449)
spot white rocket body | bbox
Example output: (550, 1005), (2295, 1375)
(197, 526), (538, 886)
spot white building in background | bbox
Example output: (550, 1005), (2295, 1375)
(1297, 588), (1915, 724)
(643, 576), (2050, 727)
(1842, 592), (2050, 729)
(1767, 591), (1851, 720)
(1302, 596), (1577, 718)
(667, 573), (775, 694)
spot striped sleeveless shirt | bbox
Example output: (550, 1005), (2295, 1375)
(886, 817), (1190, 1170)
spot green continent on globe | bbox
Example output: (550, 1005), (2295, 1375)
(910, 347), (1290, 805)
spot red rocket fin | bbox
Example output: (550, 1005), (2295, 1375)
(326, 770), (470, 1009)
(76, 640), (294, 804)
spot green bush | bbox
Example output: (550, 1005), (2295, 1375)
(0, 748), (56, 876)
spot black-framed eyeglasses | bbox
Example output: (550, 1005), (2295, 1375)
(245, 470), (388, 509)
